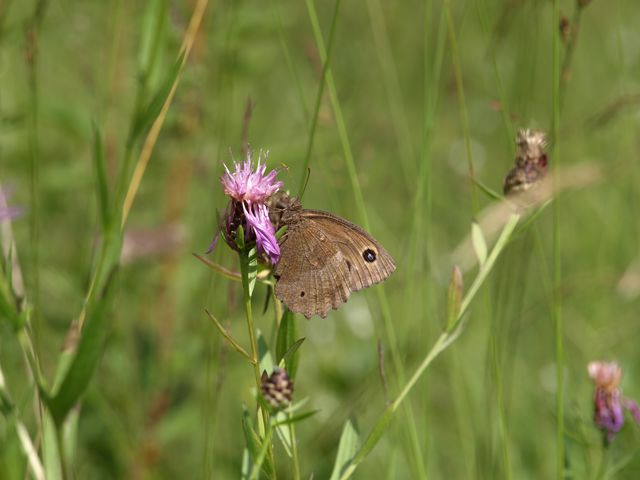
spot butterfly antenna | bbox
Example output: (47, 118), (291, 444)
(299, 167), (311, 200)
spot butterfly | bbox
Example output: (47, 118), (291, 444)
(268, 193), (395, 318)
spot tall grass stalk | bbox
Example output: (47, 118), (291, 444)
(298, 0), (341, 197)
(364, 0), (417, 185)
(551, 0), (564, 477)
(304, 0), (427, 476)
(444, 0), (478, 212)
(338, 215), (521, 479)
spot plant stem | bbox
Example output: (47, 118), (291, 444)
(289, 419), (301, 480)
(552, 0), (564, 476)
(238, 251), (275, 473)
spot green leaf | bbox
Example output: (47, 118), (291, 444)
(236, 225), (245, 250)
(473, 177), (503, 200)
(446, 265), (463, 332)
(342, 406), (395, 480)
(471, 221), (487, 267)
(272, 410), (319, 427)
(330, 419), (360, 480)
(246, 247), (258, 297)
(47, 287), (114, 425)
(129, 51), (184, 145)
(273, 410), (293, 457)
(281, 338), (305, 380)
(92, 123), (110, 231)
(275, 309), (303, 378)
(138, 0), (167, 83)
(42, 412), (62, 480)
(205, 309), (253, 363)
(241, 408), (274, 479)
(257, 331), (275, 374)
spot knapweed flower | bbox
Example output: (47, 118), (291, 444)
(261, 368), (294, 410)
(216, 150), (283, 264)
(588, 361), (640, 442)
(221, 150), (282, 204)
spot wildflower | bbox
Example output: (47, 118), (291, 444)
(0, 187), (23, 221)
(504, 129), (549, 195)
(588, 361), (640, 442)
(261, 368), (294, 410)
(215, 150), (283, 264)
(220, 150), (282, 204)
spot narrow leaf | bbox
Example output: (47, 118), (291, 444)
(471, 221), (487, 267)
(275, 309), (303, 378)
(473, 177), (503, 200)
(205, 309), (253, 363)
(193, 253), (241, 280)
(130, 52), (185, 144)
(446, 265), (463, 332)
(247, 247), (258, 297)
(282, 337), (305, 380)
(92, 123), (110, 230)
(273, 410), (319, 427)
(330, 419), (360, 480)
(47, 288), (114, 425)
(341, 406), (395, 480)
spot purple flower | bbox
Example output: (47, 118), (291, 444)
(213, 150), (282, 265)
(220, 150), (283, 204)
(0, 186), (23, 221)
(242, 202), (280, 264)
(588, 361), (640, 442)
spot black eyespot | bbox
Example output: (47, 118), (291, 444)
(300, 291), (305, 297)
(346, 260), (352, 271)
(363, 248), (376, 263)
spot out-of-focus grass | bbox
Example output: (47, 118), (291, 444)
(1, 0), (640, 478)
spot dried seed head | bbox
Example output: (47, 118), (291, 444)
(261, 368), (294, 409)
(504, 129), (549, 195)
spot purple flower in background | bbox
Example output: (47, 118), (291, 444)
(220, 150), (283, 204)
(588, 361), (640, 442)
(0, 186), (23, 221)
(214, 150), (282, 264)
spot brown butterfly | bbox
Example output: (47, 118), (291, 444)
(269, 193), (395, 319)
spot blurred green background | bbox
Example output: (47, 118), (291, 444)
(1, 0), (640, 478)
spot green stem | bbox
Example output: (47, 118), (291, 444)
(289, 418), (301, 480)
(55, 422), (70, 480)
(298, 0), (342, 197)
(552, 0), (564, 476)
(238, 251), (275, 473)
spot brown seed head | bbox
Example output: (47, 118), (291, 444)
(261, 368), (294, 409)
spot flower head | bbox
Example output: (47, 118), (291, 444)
(261, 368), (294, 410)
(504, 128), (549, 195)
(588, 361), (640, 442)
(213, 150), (282, 264)
(220, 150), (283, 204)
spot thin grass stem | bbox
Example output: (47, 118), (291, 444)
(298, 0), (341, 197)
(552, 0), (564, 476)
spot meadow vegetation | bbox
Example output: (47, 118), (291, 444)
(1, 0), (640, 478)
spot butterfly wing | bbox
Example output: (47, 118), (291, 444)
(274, 210), (396, 318)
